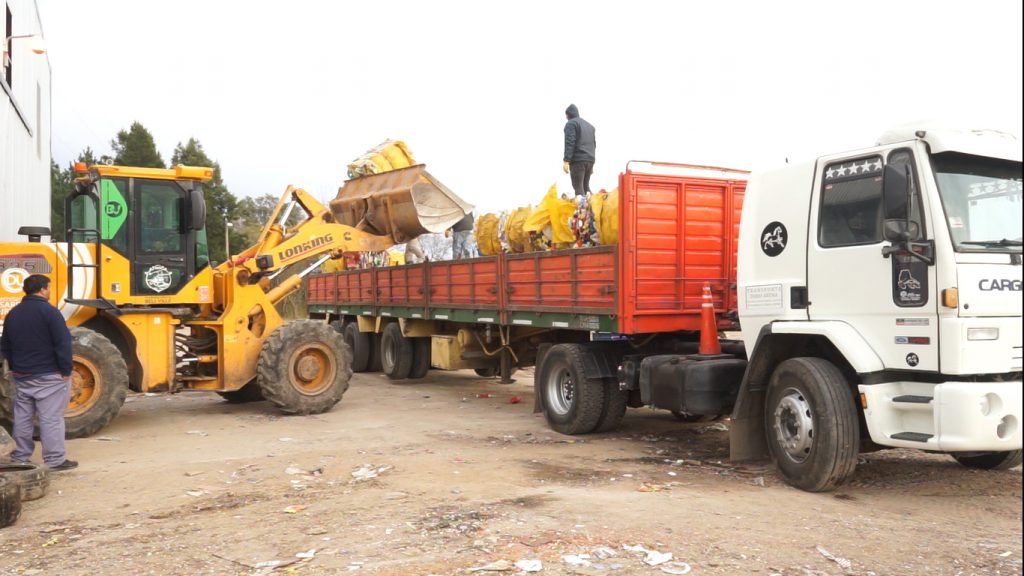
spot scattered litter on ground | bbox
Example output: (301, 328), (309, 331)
(184, 471), (204, 477)
(295, 549), (316, 559)
(660, 561), (692, 574)
(752, 476), (765, 487)
(351, 464), (392, 482)
(562, 554), (591, 567)
(514, 559), (543, 572)
(93, 436), (119, 442)
(185, 430), (208, 437)
(696, 423), (729, 433)
(185, 489), (209, 497)
(592, 546), (617, 560)
(509, 396), (522, 404)
(469, 559), (512, 571)
(283, 505), (306, 514)
(278, 437), (296, 442)
(816, 545), (852, 569)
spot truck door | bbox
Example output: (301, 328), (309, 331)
(806, 148), (939, 372)
(131, 178), (192, 296)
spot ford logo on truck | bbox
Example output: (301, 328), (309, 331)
(979, 279), (1022, 291)
(278, 234), (333, 261)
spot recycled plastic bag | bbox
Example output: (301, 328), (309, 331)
(347, 139), (416, 178)
(475, 213), (502, 256)
(590, 188), (619, 245)
(524, 184), (576, 246)
(504, 206), (532, 253)
(570, 195), (600, 248)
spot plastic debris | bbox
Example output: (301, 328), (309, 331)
(285, 466), (305, 475)
(469, 559), (512, 571)
(562, 554), (591, 567)
(351, 464), (392, 482)
(592, 547), (618, 560)
(638, 483), (665, 492)
(185, 489), (209, 497)
(696, 422), (730, 433)
(254, 560), (282, 569)
(186, 430), (208, 437)
(816, 546), (852, 569)
(660, 561), (692, 575)
(283, 505), (306, 514)
(514, 559), (543, 572)
(644, 551), (673, 566)
(477, 393), (494, 398)
(752, 476), (765, 487)
(509, 396), (522, 404)
(296, 549), (316, 559)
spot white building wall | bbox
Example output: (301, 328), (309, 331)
(1, 0), (51, 241)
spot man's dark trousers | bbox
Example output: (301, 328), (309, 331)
(569, 162), (594, 196)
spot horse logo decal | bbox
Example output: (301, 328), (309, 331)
(760, 222), (788, 257)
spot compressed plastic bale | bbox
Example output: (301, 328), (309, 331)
(525, 184), (575, 246)
(475, 213), (502, 256)
(591, 188), (619, 245)
(504, 207), (532, 253)
(347, 139), (417, 179)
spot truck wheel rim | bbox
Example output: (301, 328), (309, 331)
(67, 357), (101, 417)
(773, 388), (813, 463)
(289, 344), (334, 396)
(546, 367), (574, 415)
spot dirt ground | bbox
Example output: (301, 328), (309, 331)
(1, 368), (1020, 576)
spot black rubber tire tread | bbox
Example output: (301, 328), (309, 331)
(408, 338), (431, 379)
(594, 377), (628, 433)
(329, 319), (345, 335)
(65, 328), (130, 438)
(538, 344), (605, 435)
(217, 381), (264, 403)
(343, 322), (371, 373)
(257, 320), (352, 415)
(0, 476), (21, 528)
(671, 411), (723, 423)
(0, 371), (14, 433)
(0, 462), (49, 501)
(766, 357), (860, 492)
(367, 333), (383, 373)
(474, 367), (497, 378)
(951, 450), (1023, 470)
(381, 323), (413, 380)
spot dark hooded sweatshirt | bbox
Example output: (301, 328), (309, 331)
(563, 104), (596, 163)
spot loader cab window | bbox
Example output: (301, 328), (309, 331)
(132, 179), (189, 296)
(819, 155), (884, 247)
(138, 182), (182, 254)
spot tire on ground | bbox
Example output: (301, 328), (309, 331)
(0, 462), (49, 501)
(0, 476), (21, 528)
(343, 322), (371, 373)
(951, 450), (1023, 470)
(217, 381), (264, 403)
(537, 344), (605, 435)
(380, 323), (413, 380)
(765, 357), (859, 492)
(257, 320), (352, 415)
(594, 377), (628, 433)
(408, 338), (431, 379)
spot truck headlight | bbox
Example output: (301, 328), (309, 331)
(967, 327), (999, 341)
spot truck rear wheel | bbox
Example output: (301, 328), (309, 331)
(594, 377), (628, 433)
(257, 320), (351, 415)
(408, 338), (431, 379)
(766, 357), (859, 492)
(951, 450), (1023, 470)
(343, 322), (371, 373)
(381, 323), (413, 380)
(538, 344), (604, 435)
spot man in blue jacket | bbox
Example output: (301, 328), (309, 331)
(562, 104), (597, 196)
(0, 274), (78, 471)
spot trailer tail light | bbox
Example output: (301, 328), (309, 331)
(942, 288), (959, 308)
(859, 393), (867, 409)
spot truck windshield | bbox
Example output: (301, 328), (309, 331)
(931, 152), (1023, 253)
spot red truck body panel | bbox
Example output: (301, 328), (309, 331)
(307, 165), (746, 334)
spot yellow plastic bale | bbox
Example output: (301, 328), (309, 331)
(475, 213), (502, 256)
(524, 184), (575, 246)
(347, 139), (417, 178)
(504, 206), (532, 254)
(591, 188), (619, 245)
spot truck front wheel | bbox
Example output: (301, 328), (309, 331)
(951, 450), (1023, 470)
(538, 344), (604, 435)
(766, 357), (859, 492)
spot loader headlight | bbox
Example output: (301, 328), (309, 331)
(967, 327), (999, 341)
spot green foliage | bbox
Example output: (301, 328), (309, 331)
(171, 138), (240, 262)
(111, 122), (165, 168)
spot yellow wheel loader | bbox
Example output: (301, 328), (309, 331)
(0, 162), (469, 437)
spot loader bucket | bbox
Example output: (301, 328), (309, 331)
(330, 165), (473, 244)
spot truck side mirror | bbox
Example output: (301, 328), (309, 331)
(189, 189), (207, 231)
(882, 163), (910, 220)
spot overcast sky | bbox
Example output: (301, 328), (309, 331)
(38, 0), (1023, 216)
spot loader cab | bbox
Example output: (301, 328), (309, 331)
(67, 165), (212, 299)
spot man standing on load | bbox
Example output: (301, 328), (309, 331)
(562, 104), (597, 197)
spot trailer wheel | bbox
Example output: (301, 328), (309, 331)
(408, 338), (431, 379)
(766, 357), (859, 492)
(0, 476), (21, 528)
(0, 462), (49, 501)
(343, 322), (371, 373)
(538, 344), (604, 435)
(217, 382), (264, 403)
(951, 450), (1023, 470)
(594, 377), (628, 433)
(257, 320), (351, 415)
(381, 323), (413, 380)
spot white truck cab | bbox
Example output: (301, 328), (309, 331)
(732, 123), (1022, 491)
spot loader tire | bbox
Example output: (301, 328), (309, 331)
(381, 323), (413, 380)
(257, 320), (352, 415)
(0, 462), (49, 501)
(217, 382), (264, 403)
(0, 476), (21, 528)
(538, 344), (604, 435)
(408, 338), (431, 379)
(65, 328), (129, 439)
(343, 322), (371, 373)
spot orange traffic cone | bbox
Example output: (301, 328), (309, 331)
(698, 282), (721, 355)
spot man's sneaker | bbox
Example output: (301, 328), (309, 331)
(49, 459), (78, 472)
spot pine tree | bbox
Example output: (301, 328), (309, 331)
(111, 122), (165, 168)
(171, 138), (238, 261)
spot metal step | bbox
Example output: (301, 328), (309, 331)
(891, 431), (934, 443)
(893, 395), (933, 404)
